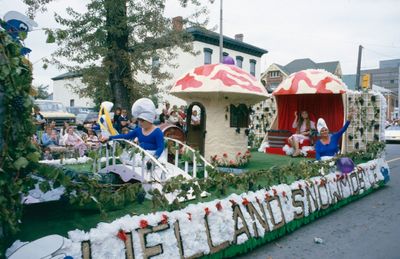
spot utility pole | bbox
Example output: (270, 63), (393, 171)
(219, 0), (223, 63)
(355, 45), (363, 91)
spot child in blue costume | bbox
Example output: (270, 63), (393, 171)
(315, 112), (353, 161)
(102, 98), (164, 159)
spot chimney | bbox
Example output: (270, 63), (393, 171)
(235, 34), (244, 42)
(172, 16), (183, 31)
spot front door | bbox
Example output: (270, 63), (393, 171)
(186, 102), (206, 156)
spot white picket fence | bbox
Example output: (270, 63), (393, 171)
(94, 138), (213, 183)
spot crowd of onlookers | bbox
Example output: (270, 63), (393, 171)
(157, 102), (200, 129)
(32, 102), (201, 160)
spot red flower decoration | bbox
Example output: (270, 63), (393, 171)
(246, 150), (250, 154)
(298, 183), (302, 189)
(187, 212), (192, 221)
(265, 193), (270, 200)
(242, 198), (249, 206)
(204, 207), (210, 216)
(272, 189), (277, 196)
(237, 152), (242, 156)
(161, 214), (168, 225)
(117, 230), (127, 241)
(223, 153), (228, 158)
(282, 191), (286, 197)
(320, 180), (325, 187)
(229, 199), (237, 205)
(139, 219), (148, 229)
(216, 202), (223, 211)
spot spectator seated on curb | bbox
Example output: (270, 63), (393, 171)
(85, 129), (100, 150)
(62, 126), (88, 157)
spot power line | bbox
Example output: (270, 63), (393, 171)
(364, 47), (400, 60)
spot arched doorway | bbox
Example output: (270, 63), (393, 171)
(186, 102), (206, 156)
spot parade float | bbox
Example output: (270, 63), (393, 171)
(1, 23), (391, 258)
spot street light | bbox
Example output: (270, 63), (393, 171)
(219, 0), (223, 63)
(210, 0), (223, 63)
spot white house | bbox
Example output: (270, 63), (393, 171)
(51, 26), (268, 109)
(51, 71), (94, 108)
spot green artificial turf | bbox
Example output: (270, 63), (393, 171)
(14, 152), (312, 242)
(244, 152), (310, 171)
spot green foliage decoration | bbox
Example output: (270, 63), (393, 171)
(152, 141), (385, 210)
(0, 28), (39, 251)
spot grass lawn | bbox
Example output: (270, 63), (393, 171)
(16, 152), (311, 242)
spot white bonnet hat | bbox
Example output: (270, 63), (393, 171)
(4, 11), (38, 31)
(317, 118), (328, 133)
(101, 101), (114, 112)
(131, 98), (156, 123)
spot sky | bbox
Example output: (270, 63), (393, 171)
(1, 0), (400, 92)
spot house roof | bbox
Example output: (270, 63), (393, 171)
(51, 71), (82, 81)
(187, 27), (268, 57)
(266, 58), (340, 75)
(316, 61), (340, 74)
(275, 64), (289, 74)
(284, 58), (317, 74)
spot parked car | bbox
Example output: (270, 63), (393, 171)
(34, 100), (76, 127)
(385, 125), (400, 143)
(76, 112), (99, 126)
(67, 106), (94, 115)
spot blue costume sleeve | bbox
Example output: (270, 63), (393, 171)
(109, 128), (138, 141)
(92, 124), (100, 131)
(333, 121), (350, 138)
(154, 128), (165, 159)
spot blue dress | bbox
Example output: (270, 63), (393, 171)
(315, 121), (350, 160)
(109, 127), (164, 158)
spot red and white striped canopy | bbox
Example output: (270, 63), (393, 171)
(171, 63), (269, 103)
(273, 69), (347, 95)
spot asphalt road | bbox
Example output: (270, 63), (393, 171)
(237, 144), (400, 259)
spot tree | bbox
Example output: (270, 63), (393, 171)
(33, 84), (51, 99)
(25, 0), (208, 111)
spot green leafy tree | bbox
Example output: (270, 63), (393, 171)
(33, 84), (51, 99)
(26, 0), (208, 110)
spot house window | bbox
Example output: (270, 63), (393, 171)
(250, 59), (256, 76)
(269, 71), (279, 78)
(390, 79), (395, 84)
(70, 99), (75, 107)
(236, 56), (243, 68)
(230, 104), (249, 128)
(204, 48), (213, 64)
(223, 52), (229, 57)
(152, 56), (160, 68)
